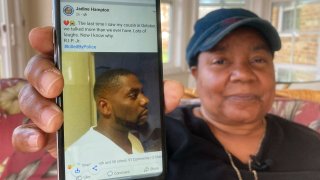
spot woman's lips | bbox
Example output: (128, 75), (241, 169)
(226, 94), (260, 101)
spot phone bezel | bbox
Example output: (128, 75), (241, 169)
(53, 0), (166, 179)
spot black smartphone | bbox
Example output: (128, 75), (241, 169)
(53, 0), (165, 179)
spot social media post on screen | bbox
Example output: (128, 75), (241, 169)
(60, 0), (158, 52)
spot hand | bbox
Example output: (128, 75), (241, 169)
(12, 26), (184, 158)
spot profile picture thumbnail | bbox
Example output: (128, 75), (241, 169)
(63, 5), (74, 16)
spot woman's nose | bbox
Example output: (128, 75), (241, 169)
(230, 63), (257, 82)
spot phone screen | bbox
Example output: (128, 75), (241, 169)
(54, 0), (165, 179)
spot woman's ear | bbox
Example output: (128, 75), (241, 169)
(97, 98), (112, 117)
(191, 66), (198, 80)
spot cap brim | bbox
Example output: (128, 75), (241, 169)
(199, 18), (281, 53)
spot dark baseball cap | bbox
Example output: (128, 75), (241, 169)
(186, 8), (281, 67)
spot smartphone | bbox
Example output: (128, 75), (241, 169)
(53, 0), (165, 179)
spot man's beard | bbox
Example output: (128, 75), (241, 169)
(115, 117), (149, 131)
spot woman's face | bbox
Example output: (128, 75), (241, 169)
(192, 27), (276, 126)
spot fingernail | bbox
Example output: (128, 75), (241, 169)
(24, 63), (32, 78)
(18, 84), (28, 99)
(40, 68), (62, 95)
(27, 134), (39, 148)
(41, 106), (62, 132)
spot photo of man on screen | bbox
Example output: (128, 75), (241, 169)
(65, 68), (150, 162)
(93, 68), (149, 154)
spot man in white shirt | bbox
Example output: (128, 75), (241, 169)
(65, 68), (149, 165)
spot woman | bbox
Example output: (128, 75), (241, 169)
(165, 9), (320, 180)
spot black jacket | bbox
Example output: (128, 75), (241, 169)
(165, 105), (320, 180)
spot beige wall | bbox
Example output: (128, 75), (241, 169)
(21, 0), (52, 60)
(62, 52), (97, 147)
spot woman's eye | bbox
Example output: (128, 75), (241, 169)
(211, 59), (225, 65)
(252, 57), (266, 64)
